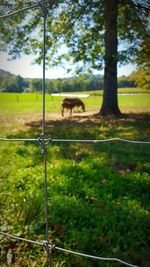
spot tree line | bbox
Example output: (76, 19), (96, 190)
(0, 69), (28, 93)
(0, 68), (149, 93)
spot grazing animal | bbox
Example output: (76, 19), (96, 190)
(61, 98), (85, 116)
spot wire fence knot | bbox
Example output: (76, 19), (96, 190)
(43, 241), (55, 255)
(38, 135), (51, 154)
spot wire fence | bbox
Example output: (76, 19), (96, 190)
(0, 137), (150, 144)
(0, 232), (139, 267)
(0, 1), (149, 267)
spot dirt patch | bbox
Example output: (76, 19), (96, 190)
(24, 111), (150, 127)
(24, 111), (100, 127)
(1, 111), (150, 131)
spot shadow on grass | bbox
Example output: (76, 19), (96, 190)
(1, 112), (150, 267)
(5, 111), (149, 139)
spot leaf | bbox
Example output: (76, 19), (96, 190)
(7, 249), (13, 265)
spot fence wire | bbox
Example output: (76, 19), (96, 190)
(0, 231), (138, 267)
(0, 1), (148, 267)
(0, 137), (150, 145)
(0, 3), (39, 18)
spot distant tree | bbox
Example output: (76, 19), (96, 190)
(16, 75), (28, 92)
(129, 68), (150, 89)
(4, 77), (19, 92)
(136, 32), (150, 69)
(30, 79), (42, 92)
(0, 73), (28, 92)
(118, 75), (135, 88)
(46, 79), (55, 93)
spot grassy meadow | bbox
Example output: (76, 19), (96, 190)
(0, 89), (150, 115)
(0, 91), (150, 266)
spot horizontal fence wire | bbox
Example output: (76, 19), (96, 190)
(0, 231), (139, 267)
(0, 138), (38, 142)
(0, 137), (150, 144)
(52, 137), (150, 144)
(0, 231), (42, 246)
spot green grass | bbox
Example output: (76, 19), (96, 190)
(0, 91), (150, 114)
(0, 92), (150, 266)
(118, 94), (150, 113)
(117, 87), (150, 94)
(85, 87), (150, 95)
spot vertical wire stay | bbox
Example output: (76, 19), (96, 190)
(42, 0), (46, 135)
(41, 1), (51, 266)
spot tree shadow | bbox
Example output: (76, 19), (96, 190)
(5, 112), (150, 169)
(2, 112), (150, 266)
(22, 111), (150, 139)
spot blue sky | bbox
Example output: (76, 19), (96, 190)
(1, 52), (137, 79)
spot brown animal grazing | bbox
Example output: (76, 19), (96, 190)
(61, 98), (85, 116)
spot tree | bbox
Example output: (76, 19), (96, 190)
(0, 69), (28, 92)
(118, 75), (135, 88)
(0, 0), (150, 115)
(16, 75), (28, 92)
(3, 77), (19, 92)
(30, 79), (42, 92)
(101, 0), (120, 115)
(129, 68), (150, 89)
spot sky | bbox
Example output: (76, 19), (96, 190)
(0, 52), (137, 79)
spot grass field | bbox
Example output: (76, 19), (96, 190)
(0, 91), (150, 267)
(0, 90), (150, 115)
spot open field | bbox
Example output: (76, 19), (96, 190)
(0, 90), (150, 115)
(0, 91), (150, 266)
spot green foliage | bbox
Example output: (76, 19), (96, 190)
(0, 1), (149, 69)
(118, 75), (135, 88)
(129, 68), (150, 89)
(1, 67), (150, 94)
(30, 78), (42, 92)
(0, 69), (104, 93)
(0, 69), (29, 92)
(30, 74), (104, 93)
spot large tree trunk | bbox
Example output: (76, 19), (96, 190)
(100, 0), (121, 116)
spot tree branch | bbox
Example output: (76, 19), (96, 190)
(119, 0), (150, 12)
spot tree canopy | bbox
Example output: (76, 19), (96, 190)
(1, 1), (149, 68)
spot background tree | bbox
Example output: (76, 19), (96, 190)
(118, 75), (135, 88)
(0, 0), (150, 114)
(16, 75), (28, 92)
(30, 79), (42, 92)
(129, 68), (150, 89)
(0, 69), (28, 92)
